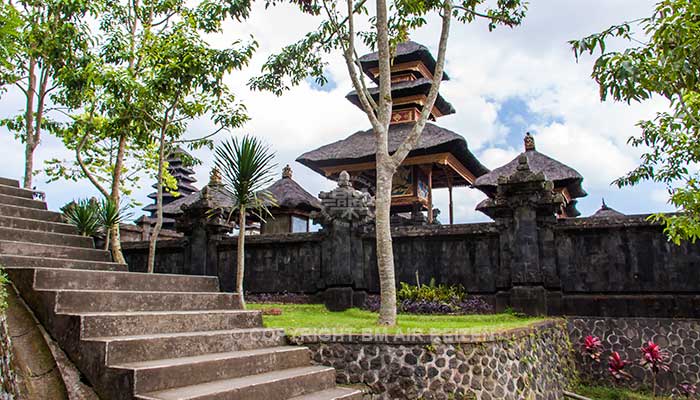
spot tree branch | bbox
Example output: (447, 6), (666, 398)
(76, 129), (110, 198)
(392, 0), (452, 165)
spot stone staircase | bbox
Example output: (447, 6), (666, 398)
(0, 177), (361, 400)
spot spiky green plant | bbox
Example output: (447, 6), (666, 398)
(98, 198), (133, 251)
(62, 198), (101, 237)
(215, 135), (276, 308)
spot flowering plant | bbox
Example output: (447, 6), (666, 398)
(608, 351), (632, 381)
(673, 383), (698, 399)
(641, 341), (670, 373)
(582, 335), (603, 362)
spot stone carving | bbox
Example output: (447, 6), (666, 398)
(314, 171), (375, 228)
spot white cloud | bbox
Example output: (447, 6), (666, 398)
(0, 0), (676, 221)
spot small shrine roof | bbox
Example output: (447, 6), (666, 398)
(264, 166), (321, 213)
(358, 41), (450, 81)
(346, 78), (455, 116)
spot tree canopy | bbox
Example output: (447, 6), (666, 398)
(570, 0), (700, 244)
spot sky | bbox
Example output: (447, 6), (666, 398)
(0, 0), (675, 224)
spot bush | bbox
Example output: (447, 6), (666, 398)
(363, 280), (493, 315)
(0, 265), (8, 313)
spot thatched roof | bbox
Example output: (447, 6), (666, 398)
(346, 78), (455, 116)
(474, 135), (587, 199)
(265, 166), (321, 213)
(297, 122), (489, 179)
(359, 41), (450, 81)
(161, 183), (235, 216)
(591, 199), (625, 218)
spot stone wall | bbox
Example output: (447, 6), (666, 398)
(289, 320), (575, 400)
(567, 317), (700, 393)
(0, 314), (19, 400)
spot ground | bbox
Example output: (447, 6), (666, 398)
(248, 303), (545, 335)
(575, 385), (670, 400)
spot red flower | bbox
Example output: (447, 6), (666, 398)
(582, 335), (603, 362)
(641, 341), (670, 373)
(608, 352), (632, 381)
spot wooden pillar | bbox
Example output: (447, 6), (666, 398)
(448, 185), (454, 225)
(427, 168), (433, 223)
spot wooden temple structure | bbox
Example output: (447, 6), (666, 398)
(474, 133), (588, 217)
(297, 41), (489, 224)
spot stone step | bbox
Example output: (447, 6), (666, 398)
(115, 346), (310, 394)
(0, 226), (93, 248)
(134, 366), (337, 400)
(0, 177), (19, 187)
(0, 184), (36, 199)
(77, 310), (264, 338)
(88, 328), (286, 365)
(289, 388), (364, 400)
(0, 193), (46, 209)
(51, 290), (242, 313)
(0, 203), (63, 222)
(0, 215), (77, 234)
(0, 240), (111, 262)
(31, 268), (219, 292)
(0, 255), (126, 271)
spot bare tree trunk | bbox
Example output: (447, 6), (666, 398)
(375, 157), (397, 325)
(147, 128), (167, 273)
(23, 58), (37, 189)
(109, 134), (127, 265)
(237, 207), (246, 309)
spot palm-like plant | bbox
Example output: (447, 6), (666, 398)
(62, 199), (101, 237)
(98, 198), (133, 251)
(215, 135), (276, 308)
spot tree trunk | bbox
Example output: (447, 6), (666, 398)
(375, 157), (397, 325)
(237, 207), (246, 309)
(23, 58), (37, 189)
(109, 134), (128, 265)
(147, 130), (167, 273)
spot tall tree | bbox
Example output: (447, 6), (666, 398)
(250, 0), (526, 325)
(0, 0), (97, 189)
(215, 135), (276, 309)
(45, 0), (254, 264)
(570, 0), (700, 244)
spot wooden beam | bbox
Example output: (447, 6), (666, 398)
(427, 169), (433, 224)
(368, 60), (434, 81)
(444, 153), (477, 184)
(320, 153), (451, 176)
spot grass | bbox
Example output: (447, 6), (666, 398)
(573, 385), (670, 400)
(248, 303), (545, 335)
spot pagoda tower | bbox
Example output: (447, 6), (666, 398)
(143, 147), (199, 218)
(297, 41), (489, 224)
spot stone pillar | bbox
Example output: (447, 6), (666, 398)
(477, 156), (564, 316)
(314, 171), (374, 311)
(176, 168), (234, 283)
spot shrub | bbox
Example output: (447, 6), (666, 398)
(582, 335), (603, 362)
(608, 351), (632, 381)
(363, 280), (493, 315)
(62, 198), (101, 236)
(0, 264), (8, 313)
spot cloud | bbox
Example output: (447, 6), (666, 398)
(0, 0), (676, 223)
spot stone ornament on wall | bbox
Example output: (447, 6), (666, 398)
(314, 171), (375, 228)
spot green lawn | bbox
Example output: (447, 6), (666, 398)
(573, 385), (670, 400)
(248, 303), (545, 335)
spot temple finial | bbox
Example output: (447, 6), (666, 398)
(524, 132), (536, 151)
(282, 164), (292, 179)
(602, 198), (609, 210)
(209, 166), (222, 186)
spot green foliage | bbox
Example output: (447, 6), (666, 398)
(248, 303), (544, 335)
(45, 0), (256, 206)
(214, 135), (277, 221)
(250, 0), (528, 95)
(570, 0), (700, 244)
(0, 264), (8, 314)
(573, 384), (666, 400)
(62, 198), (101, 237)
(397, 279), (467, 303)
(61, 197), (133, 237)
(0, 2), (20, 92)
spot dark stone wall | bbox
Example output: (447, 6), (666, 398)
(290, 320), (575, 400)
(122, 214), (700, 318)
(567, 316), (700, 394)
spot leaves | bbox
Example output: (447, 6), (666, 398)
(214, 135), (277, 223)
(571, 0), (700, 243)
